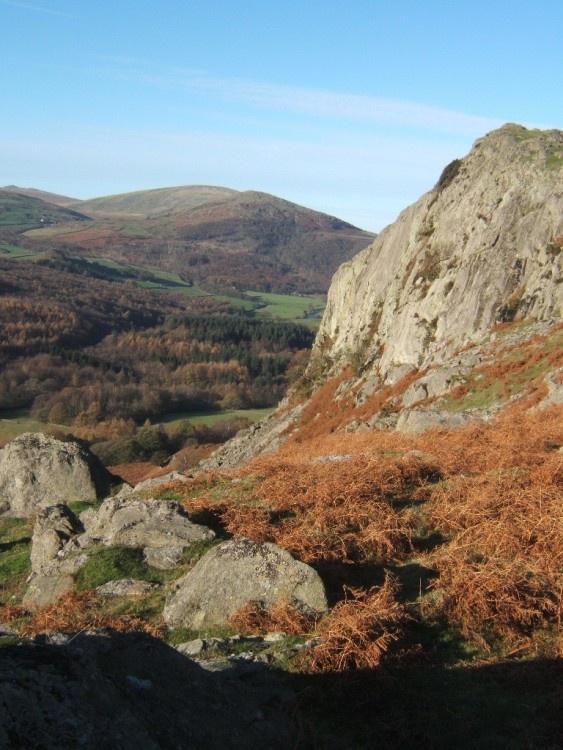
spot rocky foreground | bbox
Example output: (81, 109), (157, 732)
(0, 433), (328, 748)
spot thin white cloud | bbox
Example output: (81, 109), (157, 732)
(0, 0), (76, 17)
(97, 62), (502, 138)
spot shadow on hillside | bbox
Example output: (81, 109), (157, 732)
(1, 629), (561, 749)
(285, 655), (563, 749)
(316, 560), (440, 607)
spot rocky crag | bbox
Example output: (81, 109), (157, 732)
(314, 124), (562, 381)
(204, 124), (563, 468)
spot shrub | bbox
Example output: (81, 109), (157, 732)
(435, 158), (462, 192)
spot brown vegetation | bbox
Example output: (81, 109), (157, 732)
(228, 599), (320, 636)
(306, 575), (408, 673)
(172, 397), (562, 669)
(0, 257), (313, 465)
(1, 590), (162, 638)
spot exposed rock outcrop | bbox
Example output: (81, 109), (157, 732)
(79, 496), (215, 563)
(201, 402), (305, 471)
(0, 433), (115, 517)
(116, 470), (186, 498)
(163, 537), (328, 629)
(95, 579), (158, 597)
(23, 504), (87, 607)
(201, 125), (562, 465)
(22, 495), (217, 605)
(29, 504), (83, 573)
(313, 125), (562, 385)
(23, 554), (88, 608)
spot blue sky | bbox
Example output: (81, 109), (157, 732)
(1, 0), (561, 231)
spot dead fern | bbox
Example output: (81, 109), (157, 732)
(305, 573), (408, 673)
(18, 590), (163, 638)
(228, 599), (320, 635)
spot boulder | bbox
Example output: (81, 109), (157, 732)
(0, 433), (114, 517)
(401, 366), (464, 408)
(395, 409), (470, 434)
(80, 496), (215, 552)
(23, 502), (89, 609)
(143, 545), (185, 570)
(163, 537), (327, 629)
(117, 470), (187, 498)
(200, 403), (305, 470)
(23, 554), (88, 608)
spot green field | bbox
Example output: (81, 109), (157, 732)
(0, 410), (66, 444)
(2, 243), (325, 324)
(87, 258), (326, 322)
(0, 242), (41, 259)
(160, 407), (274, 427)
(0, 407), (274, 446)
(244, 290), (325, 323)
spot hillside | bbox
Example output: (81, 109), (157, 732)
(0, 254), (315, 468)
(314, 123), (562, 383)
(206, 124), (562, 468)
(3, 185), (374, 294)
(71, 185), (239, 216)
(0, 189), (89, 231)
(2, 185), (77, 207)
(173, 124), (563, 745)
(1, 124), (562, 749)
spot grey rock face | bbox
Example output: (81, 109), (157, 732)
(201, 403), (305, 470)
(143, 545), (185, 570)
(116, 470), (185, 498)
(313, 124), (563, 382)
(22, 496), (216, 606)
(0, 433), (113, 517)
(395, 409), (470, 434)
(29, 504), (83, 573)
(163, 537), (328, 629)
(23, 554), (88, 608)
(401, 366), (465, 408)
(80, 496), (215, 550)
(25, 504), (87, 608)
(190, 126), (563, 466)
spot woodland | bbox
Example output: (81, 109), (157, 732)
(0, 256), (314, 464)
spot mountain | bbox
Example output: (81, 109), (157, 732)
(2, 185), (77, 207)
(72, 187), (375, 293)
(2, 125), (563, 748)
(1, 186), (374, 294)
(204, 123), (563, 467)
(147, 189), (374, 284)
(71, 185), (238, 216)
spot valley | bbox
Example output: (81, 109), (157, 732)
(0, 185), (340, 468)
